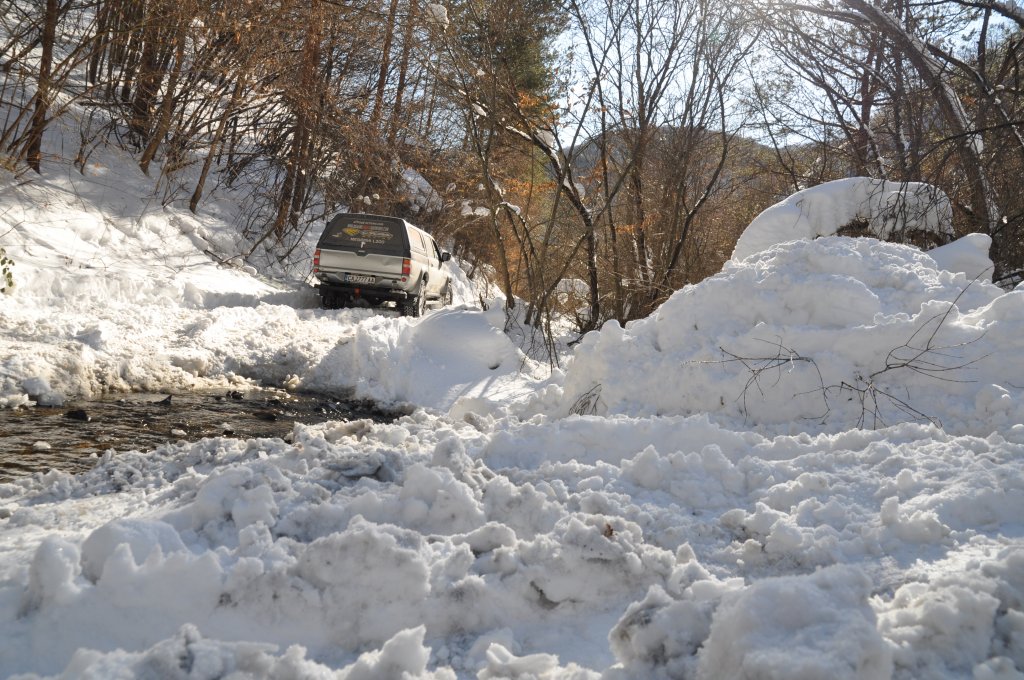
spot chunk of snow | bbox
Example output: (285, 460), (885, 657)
(698, 566), (892, 679)
(401, 167), (443, 215)
(424, 3), (450, 28)
(927, 232), (994, 281)
(732, 178), (953, 261)
(81, 518), (188, 583)
(536, 129), (556, 149)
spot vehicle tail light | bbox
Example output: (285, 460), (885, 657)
(313, 248), (320, 272)
(402, 258), (411, 281)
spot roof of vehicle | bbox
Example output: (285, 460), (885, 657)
(322, 213), (440, 240)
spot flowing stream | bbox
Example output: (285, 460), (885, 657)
(0, 389), (399, 482)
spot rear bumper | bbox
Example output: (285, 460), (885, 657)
(315, 280), (410, 304)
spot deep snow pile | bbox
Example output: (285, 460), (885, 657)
(545, 234), (1024, 437)
(2, 159), (1024, 679)
(2, 390), (1023, 678)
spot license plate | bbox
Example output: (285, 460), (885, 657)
(346, 274), (375, 284)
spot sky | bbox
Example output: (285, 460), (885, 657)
(0, 143), (1023, 679)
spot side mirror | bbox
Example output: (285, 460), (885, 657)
(441, 252), (451, 262)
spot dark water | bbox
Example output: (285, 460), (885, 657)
(0, 389), (398, 482)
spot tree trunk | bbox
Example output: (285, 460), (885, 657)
(88, 0), (110, 85)
(842, 0), (1001, 236)
(25, 0), (58, 173)
(130, 1), (172, 144)
(583, 200), (601, 331)
(389, 0), (417, 146)
(274, 3), (321, 239)
(371, 0), (401, 127)
(139, 18), (186, 175)
(190, 78), (245, 213)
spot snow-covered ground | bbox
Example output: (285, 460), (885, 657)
(1, 154), (1023, 680)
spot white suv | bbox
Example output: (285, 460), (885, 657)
(313, 213), (452, 316)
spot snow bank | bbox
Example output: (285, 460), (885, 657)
(0, 295), (537, 410)
(3, 407), (1022, 678)
(305, 305), (538, 410)
(547, 235), (1023, 436)
(0, 169), (292, 311)
(732, 178), (954, 261)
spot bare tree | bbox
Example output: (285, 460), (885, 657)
(24, 0), (57, 172)
(752, 0), (1024, 282)
(430, 0), (757, 337)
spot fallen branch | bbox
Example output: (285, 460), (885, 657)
(707, 337), (830, 422)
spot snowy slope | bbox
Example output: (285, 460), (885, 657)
(0, 154), (535, 412)
(1, 159), (1023, 680)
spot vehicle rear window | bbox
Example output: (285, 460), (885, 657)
(318, 214), (407, 256)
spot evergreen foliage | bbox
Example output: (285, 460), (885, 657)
(0, 247), (13, 293)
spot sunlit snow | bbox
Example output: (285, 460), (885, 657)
(1, 153), (1023, 679)
(731, 177), (954, 262)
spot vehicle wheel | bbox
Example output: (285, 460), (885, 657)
(441, 281), (453, 307)
(415, 281), (427, 316)
(403, 280), (426, 317)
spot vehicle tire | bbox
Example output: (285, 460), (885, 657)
(403, 280), (426, 317)
(415, 281), (427, 316)
(441, 281), (453, 307)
